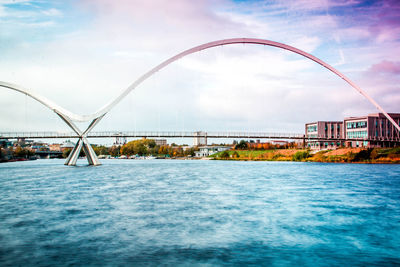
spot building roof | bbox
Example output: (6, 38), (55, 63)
(344, 113), (400, 120)
(61, 141), (75, 148)
(306, 121), (343, 125)
(198, 146), (230, 149)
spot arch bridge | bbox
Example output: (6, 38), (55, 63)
(1, 38), (399, 165)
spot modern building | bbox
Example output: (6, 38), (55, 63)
(344, 113), (400, 148)
(194, 146), (230, 157)
(305, 121), (344, 150)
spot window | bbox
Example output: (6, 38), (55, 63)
(347, 121), (367, 129)
(307, 125), (317, 133)
(347, 131), (368, 139)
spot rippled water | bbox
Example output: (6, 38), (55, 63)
(0, 159), (400, 266)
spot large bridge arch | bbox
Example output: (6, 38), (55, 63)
(1, 38), (398, 130)
(84, 38), (400, 131)
(1, 38), (399, 165)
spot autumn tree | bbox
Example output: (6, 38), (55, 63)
(14, 146), (32, 158)
(109, 145), (121, 157)
(120, 139), (157, 156)
(92, 145), (109, 156)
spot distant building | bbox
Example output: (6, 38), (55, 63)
(16, 138), (34, 147)
(31, 145), (49, 152)
(344, 113), (400, 148)
(61, 141), (75, 152)
(194, 146), (230, 157)
(114, 136), (127, 145)
(305, 121), (344, 150)
(194, 131), (207, 146)
(49, 144), (61, 151)
(0, 139), (12, 148)
(269, 140), (289, 146)
(154, 139), (167, 146)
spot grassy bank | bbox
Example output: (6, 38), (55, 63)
(211, 147), (400, 164)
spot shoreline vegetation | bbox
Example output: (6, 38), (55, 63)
(211, 147), (400, 164)
(2, 137), (399, 164)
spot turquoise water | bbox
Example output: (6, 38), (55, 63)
(0, 159), (399, 266)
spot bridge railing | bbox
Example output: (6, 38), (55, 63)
(0, 131), (78, 138)
(1, 131), (399, 142)
(0, 131), (306, 138)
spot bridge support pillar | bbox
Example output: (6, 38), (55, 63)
(82, 137), (101, 166)
(64, 137), (101, 166)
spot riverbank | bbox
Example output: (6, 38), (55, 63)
(211, 147), (400, 164)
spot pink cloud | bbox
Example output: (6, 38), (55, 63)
(278, 0), (360, 11)
(369, 60), (400, 75)
(360, 60), (400, 112)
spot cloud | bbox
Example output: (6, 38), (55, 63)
(368, 60), (400, 75)
(41, 8), (62, 17)
(0, 0), (399, 137)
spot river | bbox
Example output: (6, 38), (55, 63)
(0, 159), (399, 266)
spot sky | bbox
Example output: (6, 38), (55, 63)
(0, 0), (399, 143)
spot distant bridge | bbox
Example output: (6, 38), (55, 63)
(1, 131), (398, 142)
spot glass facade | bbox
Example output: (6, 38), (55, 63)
(346, 121), (367, 129)
(347, 130), (368, 139)
(307, 125), (317, 133)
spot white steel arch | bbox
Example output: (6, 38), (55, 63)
(1, 38), (399, 165)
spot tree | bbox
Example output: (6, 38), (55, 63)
(120, 139), (157, 156)
(109, 145), (121, 157)
(14, 146), (28, 158)
(184, 147), (195, 157)
(63, 148), (72, 158)
(370, 148), (378, 160)
(93, 145), (109, 156)
(235, 140), (248, 150)
(262, 143), (272, 150)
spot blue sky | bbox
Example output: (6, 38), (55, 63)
(1, 0), (399, 144)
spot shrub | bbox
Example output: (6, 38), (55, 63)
(353, 148), (373, 162)
(292, 150), (310, 161)
(220, 151), (230, 159)
(232, 151), (239, 158)
(370, 148), (378, 160)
